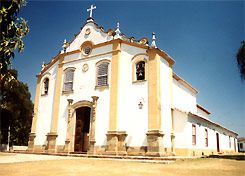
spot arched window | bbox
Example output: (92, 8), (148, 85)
(136, 61), (145, 80)
(96, 62), (109, 86)
(63, 69), (75, 92)
(43, 78), (49, 95)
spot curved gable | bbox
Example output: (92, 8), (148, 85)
(66, 22), (113, 52)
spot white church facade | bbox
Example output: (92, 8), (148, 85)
(28, 6), (238, 156)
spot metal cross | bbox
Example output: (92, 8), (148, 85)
(87, 4), (96, 18)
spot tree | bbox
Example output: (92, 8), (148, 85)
(0, 0), (29, 84)
(236, 41), (245, 80)
(0, 0), (31, 146)
(0, 69), (33, 146)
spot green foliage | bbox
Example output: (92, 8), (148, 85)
(0, 0), (29, 83)
(236, 41), (245, 80)
(1, 69), (33, 146)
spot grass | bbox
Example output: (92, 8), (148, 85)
(0, 157), (244, 176)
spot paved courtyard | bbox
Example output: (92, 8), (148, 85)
(0, 153), (244, 176)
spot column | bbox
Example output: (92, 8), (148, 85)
(27, 76), (41, 152)
(46, 56), (64, 153)
(169, 67), (175, 154)
(146, 48), (164, 156)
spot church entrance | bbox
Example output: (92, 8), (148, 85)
(74, 107), (91, 153)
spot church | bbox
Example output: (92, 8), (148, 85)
(27, 5), (238, 156)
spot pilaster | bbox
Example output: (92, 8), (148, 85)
(108, 39), (121, 131)
(146, 130), (164, 156)
(64, 98), (73, 153)
(46, 132), (58, 153)
(46, 56), (64, 152)
(27, 133), (36, 152)
(106, 39), (127, 155)
(146, 48), (164, 156)
(106, 131), (127, 155)
(88, 96), (99, 155)
(27, 76), (41, 151)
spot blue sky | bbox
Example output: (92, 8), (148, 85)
(13, 1), (244, 136)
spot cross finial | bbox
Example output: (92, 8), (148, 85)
(151, 32), (157, 48)
(87, 4), (96, 18)
(117, 22), (120, 29)
(114, 21), (121, 39)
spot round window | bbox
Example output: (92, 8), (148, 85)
(80, 41), (93, 56)
(83, 46), (92, 55)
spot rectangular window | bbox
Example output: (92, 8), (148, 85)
(192, 124), (196, 145)
(240, 143), (243, 149)
(229, 136), (231, 148)
(205, 129), (208, 147)
(64, 70), (74, 92)
(97, 63), (108, 86)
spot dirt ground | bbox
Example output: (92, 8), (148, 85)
(0, 154), (244, 176)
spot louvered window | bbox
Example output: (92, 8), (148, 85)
(64, 70), (74, 92)
(97, 63), (109, 86)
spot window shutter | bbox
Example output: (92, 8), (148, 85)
(97, 63), (109, 86)
(64, 70), (74, 91)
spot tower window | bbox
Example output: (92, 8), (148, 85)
(136, 61), (145, 80)
(43, 78), (49, 95)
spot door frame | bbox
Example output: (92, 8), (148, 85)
(65, 99), (96, 153)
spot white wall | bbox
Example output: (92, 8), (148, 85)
(173, 110), (191, 148)
(117, 44), (148, 147)
(172, 79), (197, 113)
(160, 58), (172, 148)
(35, 61), (58, 145)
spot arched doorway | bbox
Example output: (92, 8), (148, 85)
(74, 107), (91, 153)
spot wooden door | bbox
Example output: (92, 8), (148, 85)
(74, 107), (91, 152)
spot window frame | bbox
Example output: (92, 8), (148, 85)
(205, 129), (208, 147)
(229, 136), (231, 148)
(80, 41), (93, 56)
(43, 78), (49, 95)
(95, 60), (110, 89)
(63, 68), (75, 93)
(131, 54), (148, 83)
(192, 124), (196, 146)
(135, 60), (146, 81)
(41, 73), (51, 96)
